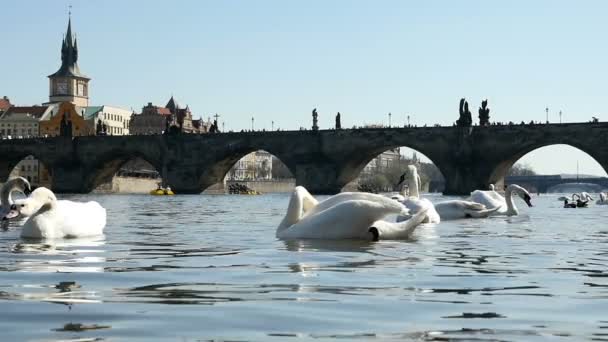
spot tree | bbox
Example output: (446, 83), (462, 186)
(508, 163), (536, 176)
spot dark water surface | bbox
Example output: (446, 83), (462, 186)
(1, 193), (607, 341)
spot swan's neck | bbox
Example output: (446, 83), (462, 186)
(407, 173), (420, 198)
(505, 186), (517, 216)
(277, 189), (318, 231)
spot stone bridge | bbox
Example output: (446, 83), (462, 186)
(1, 122), (607, 195)
(505, 175), (608, 193)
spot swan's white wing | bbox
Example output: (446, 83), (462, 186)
(277, 199), (404, 240)
(306, 192), (404, 218)
(401, 197), (440, 223)
(470, 190), (505, 211)
(57, 200), (106, 238)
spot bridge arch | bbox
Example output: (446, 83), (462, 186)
(488, 142), (608, 191)
(82, 150), (164, 193)
(196, 148), (295, 193)
(342, 146), (445, 192)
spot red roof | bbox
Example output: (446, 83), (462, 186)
(157, 107), (172, 115)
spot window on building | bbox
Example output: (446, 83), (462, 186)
(21, 165), (25, 171)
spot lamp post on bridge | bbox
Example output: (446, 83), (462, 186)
(559, 111), (562, 124)
(272, 120), (274, 131)
(545, 107), (549, 124)
(388, 112), (392, 127)
(407, 114), (410, 127)
(251, 117), (254, 131)
(222, 121), (225, 132)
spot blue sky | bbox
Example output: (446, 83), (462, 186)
(2, 0), (607, 175)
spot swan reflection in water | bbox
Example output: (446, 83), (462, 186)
(10, 236), (106, 273)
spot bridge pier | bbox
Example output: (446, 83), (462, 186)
(50, 165), (90, 193)
(164, 163), (203, 194)
(442, 165), (490, 196)
(294, 163), (343, 194)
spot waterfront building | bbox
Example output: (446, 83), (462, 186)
(225, 151), (273, 181)
(39, 102), (93, 137)
(360, 148), (401, 177)
(84, 105), (132, 136)
(130, 96), (210, 134)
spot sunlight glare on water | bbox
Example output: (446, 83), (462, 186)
(0, 193), (607, 341)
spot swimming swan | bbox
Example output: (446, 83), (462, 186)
(276, 186), (428, 240)
(0, 177), (31, 229)
(395, 165), (441, 223)
(396, 166), (497, 220)
(470, 184), (533, 216)
(597, 192), (608, 205)
(5, 187), (106, 239)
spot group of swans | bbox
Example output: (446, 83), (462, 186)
(394, 165), (532, 222)
(276, 165), (535, 242)
(559, 192), (597, 208)
(0, 179), (106, 239)
(276, 186), (429, 241)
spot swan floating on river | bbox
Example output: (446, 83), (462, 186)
(0, 177), (31, 230)
(470, 184), (533, 216)
(276, 186), (428, 241)
(396, 165), (497, 221)
(4, 187), (106, 239)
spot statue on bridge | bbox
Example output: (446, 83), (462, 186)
(335, 112), (341, 129)
(59, 112), (73, 138)
(312, 108), (319, 131)
(456, 98), (472, 127)
(96, 119), (108, 136)
(478, 99), (490, 126)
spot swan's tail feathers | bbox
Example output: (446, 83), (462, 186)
(371, 208), (429, 240)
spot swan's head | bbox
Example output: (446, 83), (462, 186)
(397, 165), (419, 186)
(489, 184), (495, 191)
(509, 184), (533, 207)
(8, 187), (57, 218)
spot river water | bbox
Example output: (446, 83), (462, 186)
(0, 193), (607, 341)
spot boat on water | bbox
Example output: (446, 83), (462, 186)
(150, 184), (174, 196)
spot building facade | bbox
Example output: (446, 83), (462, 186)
(225, 151), (273, 181)
(84, 105), (132, 136)
(130, 96), (210, 135)
(360, 148), (401, 177)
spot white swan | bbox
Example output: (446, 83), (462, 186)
(5, 187), (106, 239)
(395, 165), (441, 223)
(276, 186), (428, 240)
(470, 184), (533, 216)
(434, 200), (500, 220)
(0, 177), (31, 229)
(597, 192), (608, 205)
(395, 166), (498, 221)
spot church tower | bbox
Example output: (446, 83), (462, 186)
(48, 17), (90, 107)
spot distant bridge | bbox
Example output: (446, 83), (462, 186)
(504, 175), (608, 193)
(1, 122), (607, 195)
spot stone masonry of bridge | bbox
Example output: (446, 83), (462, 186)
(1, 122), (607, 195)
